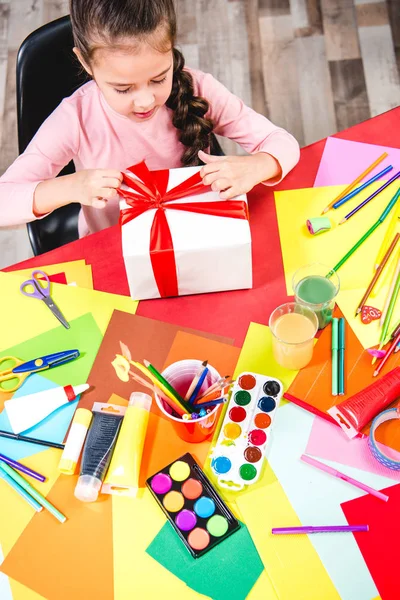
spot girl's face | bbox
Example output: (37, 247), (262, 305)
(77, 41), (174, 122)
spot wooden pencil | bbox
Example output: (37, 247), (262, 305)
(322, 152), (388, 214)
(339, 171), (400, 224)
(355, 233), (400, 316)
(379, 255), (400, 326)
(374, 330), (400, 377)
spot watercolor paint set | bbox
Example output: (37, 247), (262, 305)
(210, 372), (282, 490)
(146, 453), (240, 558)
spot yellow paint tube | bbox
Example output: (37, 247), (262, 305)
(102, 392), (152, 497)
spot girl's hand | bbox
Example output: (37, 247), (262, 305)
(33, 169), (123, 216)
(198, 150), (282, 199)
(70, 169), (123, 209)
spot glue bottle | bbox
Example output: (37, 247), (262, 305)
(102, 392), (152, 497)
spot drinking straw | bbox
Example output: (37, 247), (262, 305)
(333, 165), (393, 209)
(322, 152), (388, 214)
(0, 461), (66, 523)
(338, 318), (345, 396)
(331, 319), (339, 396)
(355, 233), (400, 316)
(339, 171), (400, 224)
(374, 330), (400, 377)
(0, 468), (43, 512)
(0, 451), (46, 482)
(374, 201), (400, 269)
(380, 254), (400, 327)
(329, 188), (400, 275)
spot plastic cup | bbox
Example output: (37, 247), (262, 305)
(154, 359), (222, 443)
(292, 263), (340, 329)
(269, 302), (318, 370)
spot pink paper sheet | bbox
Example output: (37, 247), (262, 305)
(314, 137), (400, 187)
(306, 415), (400, 482)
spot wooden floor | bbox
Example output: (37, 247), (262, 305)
(0, 0), (400, 267)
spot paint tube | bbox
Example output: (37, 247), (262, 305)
(102, 392), (152, 497)
(74, 403), (125, 502)
(328, 366), (400, 438)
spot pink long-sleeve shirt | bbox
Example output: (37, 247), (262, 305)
(0, 68), (300, 236)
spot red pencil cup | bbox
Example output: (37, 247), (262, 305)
(154, 359), (222, 443)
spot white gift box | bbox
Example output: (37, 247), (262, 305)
(120, 165), (253, 300)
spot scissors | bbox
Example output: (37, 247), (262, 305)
(0, 350), (80, 393)
(20, 270), (70, 329)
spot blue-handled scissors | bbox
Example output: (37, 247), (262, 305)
(0, 350), (80, 393)
(20, 270), (70, 329)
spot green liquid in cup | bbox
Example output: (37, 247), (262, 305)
(296, 275), (337, 329)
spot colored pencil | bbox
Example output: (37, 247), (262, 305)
(196, 389), (224, 405)
(0, 461), (66, 523)
(380, 254), (400, 327)
(374, 330), (400, 377)
(322, 151), (388, 214)
(0, 430), (65, 450)
(339, 170), (400, 224)
(188, 367), (209, 404)
(184, 360), (208, 401)
(374, 201), (400, 270)
(129, 370), (186, 417)
(329, 188), (400, 275)
(375, 267), (400, 359)
(0, 452), (46, 483)
(331, 318), (339, 396)
(333, 165), (393, 209)
(142, 359), (189, 407)
(338, 318), (345, 395)
(0, 468), (43, 512)
(301, 455), (389, 501)
(131, 361), (191, 414)
(196, 376), (231, 400)
(272, 525), (368, 535)
(355, 233), (400, 316)
(194, 397), (227, 410)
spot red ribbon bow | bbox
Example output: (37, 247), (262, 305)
(119, 161), (249, 297)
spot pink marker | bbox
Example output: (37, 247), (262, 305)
(301, 454), (389, 502)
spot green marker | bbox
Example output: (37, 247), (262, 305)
(338, 318), (345, 396)
(0, 461), (66, 523)
(331, 318), (339, 396)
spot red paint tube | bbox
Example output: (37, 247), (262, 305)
(328, 367), (400, 438)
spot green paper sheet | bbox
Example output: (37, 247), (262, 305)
(146, 522), (263, 600)
(0, 312), (103, 388)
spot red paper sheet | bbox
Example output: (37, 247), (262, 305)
(341, 483), (400, 600)
(5, 109), (400, 346)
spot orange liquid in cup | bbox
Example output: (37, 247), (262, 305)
(272, 312), (316, 370)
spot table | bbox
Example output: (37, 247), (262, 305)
(5, 107), (400, 347)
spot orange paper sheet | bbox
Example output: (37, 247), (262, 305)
(286, 308), (400, 451)
(1, 475), (114, 600)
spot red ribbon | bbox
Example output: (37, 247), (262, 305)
(119, 161), (249, 297)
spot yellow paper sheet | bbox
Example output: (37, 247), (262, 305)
(112, 492), (205, 600)
(0, 271), (137, 347)
(274, 183), (398, 293)
(13, 260), (93, 289)
(236, 481), (340, 600)
(246, 570), (278, 600)
(0, 449), (60, 559)
(337, 284), (400, 349)
(8, 579), (46, 600)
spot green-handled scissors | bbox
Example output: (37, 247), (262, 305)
(0, 350), (80, 393)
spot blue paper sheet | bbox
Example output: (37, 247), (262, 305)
(268, 403), (395, 600)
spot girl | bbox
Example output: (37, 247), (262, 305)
(0, 0), (300, 237)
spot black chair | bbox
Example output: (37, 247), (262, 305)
(16, 15), (87, 255)
(17, 16), (224, 255)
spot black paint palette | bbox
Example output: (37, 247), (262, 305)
(146, 452), (240, 558)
